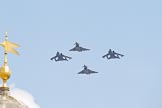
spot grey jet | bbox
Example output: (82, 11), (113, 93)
(103, 49), (124, 59)
(78, 65), (98, 75)
(69, 42), (90, 52)
(50, 51), (72, 62)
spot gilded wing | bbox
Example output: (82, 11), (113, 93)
(0, 41), (20, 55)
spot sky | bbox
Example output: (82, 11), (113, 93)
(0, 0), (162, 108)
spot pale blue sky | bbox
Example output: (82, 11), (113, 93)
(0, 0), (162, 108)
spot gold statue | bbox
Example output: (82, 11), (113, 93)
(0, 32), (20, 87)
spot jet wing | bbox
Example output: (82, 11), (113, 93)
(87, 69), (98, 74)
(79, 47), (90, 51)
(78, 69), (98, 74)
(69, 46), (90, 52)
(56, 56), (70, 61)
(62, 54), (72, 59)
(102, 54), (108, 58)
(90, 71), (98, 73)
(113, 52), (124, 57)
(118, 54), (124, 57)
(78, 70), (86, 74)
(106, 56), (118, 59)
(50, 56), (57, 60)
(51, 56), (68, 61)
(102, 51), (111, 58)
(69, 47), (76, 51)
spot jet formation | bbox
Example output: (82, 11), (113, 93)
(50, 51), (72, 62)
(50, 42), (124, 74)
(69, 42), (90, 52)
(78, 65), (98, 75)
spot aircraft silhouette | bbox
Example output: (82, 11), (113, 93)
(78, 65), (98, 75)
(50, 51), (72, 62)
(69, 42), (90, 52)
(103, 49), (124, 59)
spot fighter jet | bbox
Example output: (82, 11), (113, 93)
(69, 42), (90, 52)
(50, 51), (72, 62)
(103, 49), (124, 59)
(78, 65), (98, 75)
